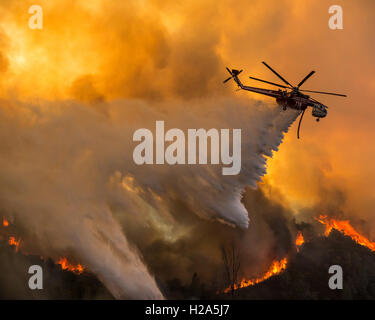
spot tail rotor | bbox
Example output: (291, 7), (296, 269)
(223, 67), (243, 83)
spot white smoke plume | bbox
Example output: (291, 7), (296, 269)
(0, 96), (299, 298)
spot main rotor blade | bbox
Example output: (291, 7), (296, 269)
(223, 77), (232, 83)
(262, 61), (293, 88)
(297, 109), (306, 139)
(297, 71), (315, 88)
(300, 89), (347, 97)
(249, 76), (288, 88)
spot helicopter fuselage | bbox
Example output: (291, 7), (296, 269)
(232, 74), (328, 121)
(275, 90), (327, 120)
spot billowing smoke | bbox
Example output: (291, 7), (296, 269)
(0, 96), (298, 298)
(0, 0), (314, 298)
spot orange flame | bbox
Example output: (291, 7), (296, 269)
(295, 231), (304, 250)
(223, 258), (287, 293)
(8, 236), (21, 252)
(1, 221), (85, 275)
(3, 218), (9, 227)
(57, 257), (85, 274)
(317, 215), (375, 252)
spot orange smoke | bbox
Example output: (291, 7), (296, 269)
(223, 258), (287, 293)
(8, 236), (20, 252)
(3, 218), (9, 227)
(317, 215), (375, 252)
(57, 257), (85, 274)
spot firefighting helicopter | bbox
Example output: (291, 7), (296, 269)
(223, 62), (347, 138)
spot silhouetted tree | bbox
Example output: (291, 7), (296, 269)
(221, 243), (241, 297)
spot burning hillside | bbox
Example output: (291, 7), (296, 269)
(223, 258), (288, 293)
(221, 230), (307, 295)
(217, 224), (375, 299)
(218, 215), (375, 299)
(317, 215), (375, 252)
(0, 218), (111, 299)
(3, 207), (375, 300)
(57, 258), (85, 275)
(0, 242), (113, 299)
(1, 218), (85, 275)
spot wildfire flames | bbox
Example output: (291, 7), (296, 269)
(223, 258), (288, 293)
(295, 231), (304, 252)
(3, 218), (9, 227)
(8, 236), (21, 252)
(317, 215), (375, 252)
(2, 218), (85, 274)
(296, 231), (304, 247)
(57, 257), (85, 274)
(222, 216), (375, 294)
(223, 231), (306, 294)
